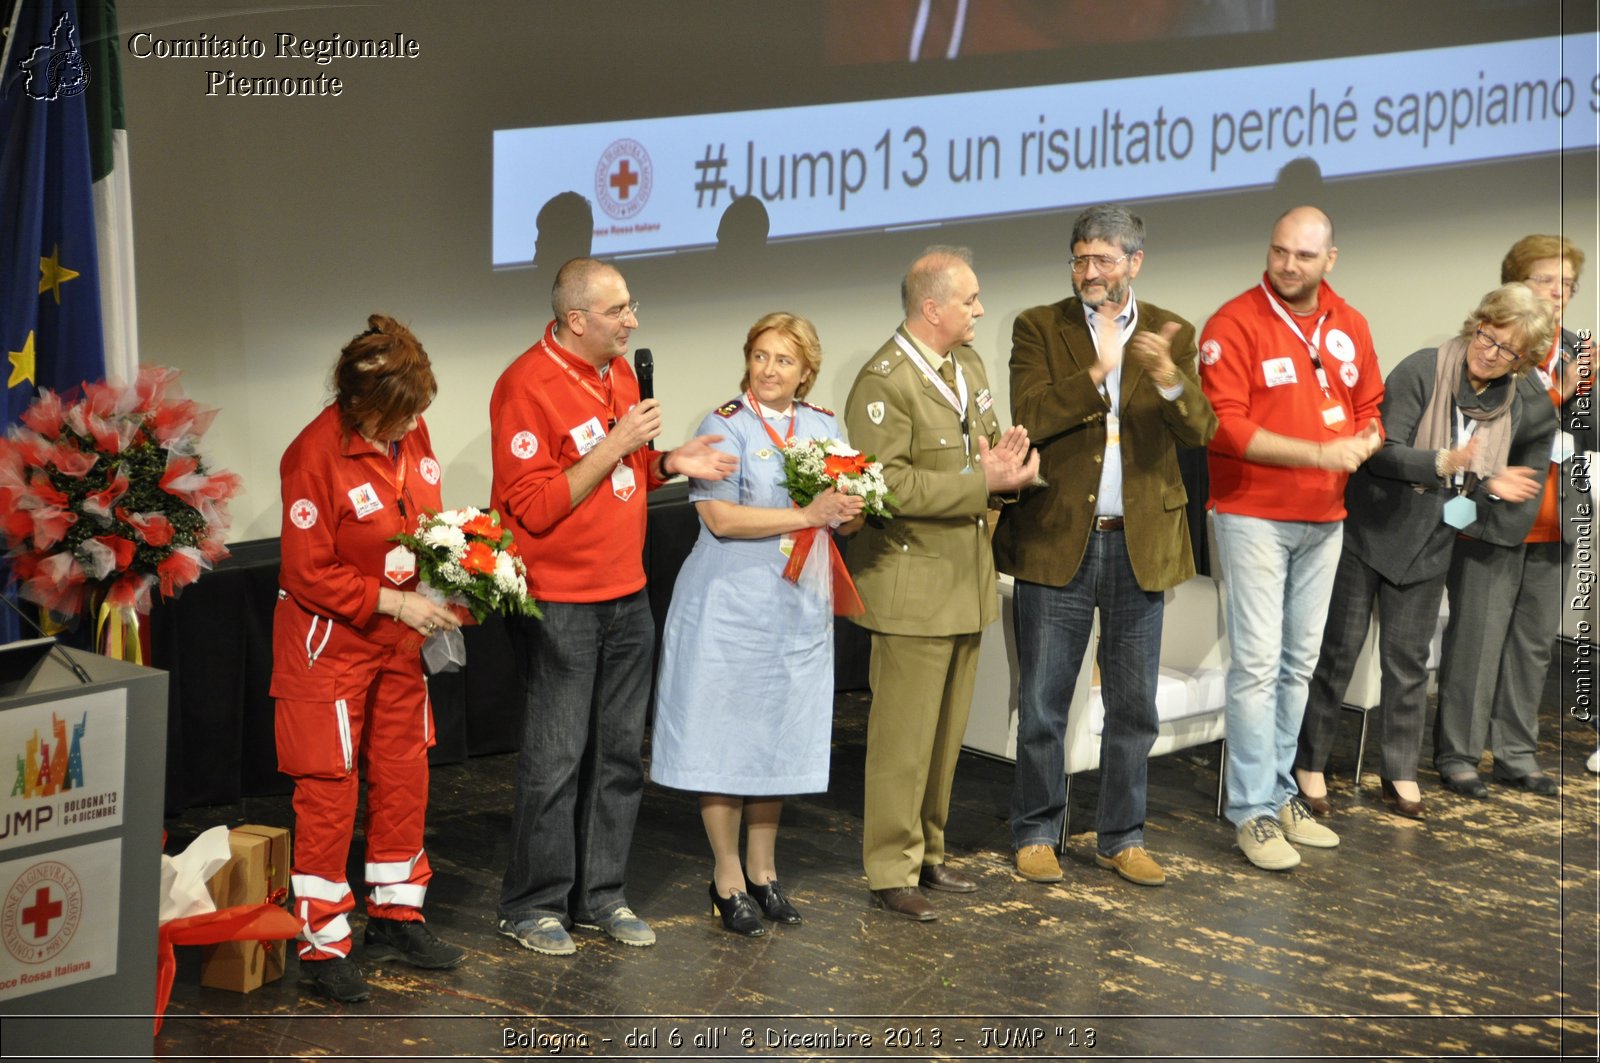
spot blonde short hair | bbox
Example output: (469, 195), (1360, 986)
(740, 312), (823, 400)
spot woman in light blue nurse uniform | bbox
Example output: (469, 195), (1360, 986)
(650, 312), (864, 937)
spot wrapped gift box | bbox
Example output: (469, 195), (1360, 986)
(199, 825), (292, 992)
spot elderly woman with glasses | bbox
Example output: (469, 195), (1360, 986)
(1429, 282), (1564, 800)
(1294, 285), (1555, 820)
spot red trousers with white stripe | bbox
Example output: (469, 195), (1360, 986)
(275, 650), (436, 960)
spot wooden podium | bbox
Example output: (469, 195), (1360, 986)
(0, 646), (168, 1060)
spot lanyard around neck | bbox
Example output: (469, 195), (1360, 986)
(1260, 281), (1331, 394)
(541, 337), (620, 423)
(746, 392), (796, 450)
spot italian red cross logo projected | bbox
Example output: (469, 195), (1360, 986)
(594, 139), (652, 221)
(3, 861), (83, 964)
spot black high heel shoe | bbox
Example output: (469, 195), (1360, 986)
(709, 883), (766, 937)
(746, 877), (802, 925)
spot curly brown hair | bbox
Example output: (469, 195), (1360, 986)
(333, 314), (437, 440)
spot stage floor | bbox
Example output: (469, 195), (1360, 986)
(151, 660), (1599, 1061)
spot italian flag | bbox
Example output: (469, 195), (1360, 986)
(79, 0), (137, 383)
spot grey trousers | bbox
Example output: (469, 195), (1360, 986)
(1298, 546), (1447, 782)
(1434, 538), (1565, 777)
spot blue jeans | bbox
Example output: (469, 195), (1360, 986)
(1213, 512), (1342, 825)
(1011, 529), (1162, 856)
(497, 592), (653, 927)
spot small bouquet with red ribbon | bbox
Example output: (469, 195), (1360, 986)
(778, 439), (896, 616)
(0, 367), (240, 648)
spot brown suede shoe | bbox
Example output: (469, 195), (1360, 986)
(871, 887), (936, 921)
(918, 863), (978, 893)
(1094, 847), (1167, 887)
(1014, 844), (1064, 883)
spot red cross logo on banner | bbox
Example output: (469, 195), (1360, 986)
(594, 139), (653, 221)
(21, 887), (62, 939)
(609, 159), (640, 201)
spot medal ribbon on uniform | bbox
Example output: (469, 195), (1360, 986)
(749, 394), (865, 616)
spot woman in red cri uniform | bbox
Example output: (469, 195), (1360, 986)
(271, 315), (465, 1003)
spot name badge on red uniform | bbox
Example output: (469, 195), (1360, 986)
(611, 462), (637, 501)
(348, 482), (383, 519)
(384, 545), (417, 585)
(1319, 397), (1347, 428)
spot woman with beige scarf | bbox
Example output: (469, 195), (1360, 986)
(1295, 284), (1555, 820)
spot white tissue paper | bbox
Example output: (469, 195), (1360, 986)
(158, 824), (234, 923)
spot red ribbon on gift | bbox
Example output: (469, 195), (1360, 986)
(781, 527), (864, 617)
(154, 904), (301, 1034)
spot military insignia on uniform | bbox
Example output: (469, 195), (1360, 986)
(976, 388), (993, 414)
(756, 448), (774, 460)
(867, 401), (885, 425)
(799, 399), (834, 416)
(868, 358), (894, 376)
(716, 398), (744, 418)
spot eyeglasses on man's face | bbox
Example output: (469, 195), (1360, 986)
(1069, 253), (1128, 274)
(578, 300), (640, 321)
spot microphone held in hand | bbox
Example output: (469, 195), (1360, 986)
(634, 347), (655, 450)
(634, 347), (654, 401)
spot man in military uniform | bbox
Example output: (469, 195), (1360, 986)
(845, 246), (1040, 921)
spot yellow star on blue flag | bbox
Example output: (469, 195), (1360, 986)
(38, 245), (80, 304)
(8, 332), (37, 389)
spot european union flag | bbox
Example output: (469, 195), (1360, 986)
(0, 0), (110, 640)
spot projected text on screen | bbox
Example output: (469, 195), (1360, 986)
(492, 35), (1597, 265)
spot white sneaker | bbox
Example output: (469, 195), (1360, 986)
(1237, 815), (1301, 871)
(1587, 747), (1599, 774)
(1280, 796), (1340, 848)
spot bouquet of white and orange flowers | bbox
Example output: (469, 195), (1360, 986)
(389, 507), (540, 673)
(389, 507), (541, 623)
(774, 438), (896, 617)
(778, 438), (896, 519)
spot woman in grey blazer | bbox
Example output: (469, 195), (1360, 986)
(1294, 285), (1556, 819)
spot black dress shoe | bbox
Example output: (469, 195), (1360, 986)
(1380, 778), (1425, 820)
(708, 883), (766, 937)
(1440, 771), (1490, 799)
(871, 886), (936, 921)
(1492, 767), (1560, 796)
(746, 877), (801, 924)
(918, 863), (978, 893)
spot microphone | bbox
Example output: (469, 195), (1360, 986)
(634, 348), (655, 451)
(634, 347), (654, 401)
(0, 592), (92, 685)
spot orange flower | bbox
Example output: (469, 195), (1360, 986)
(823, 453), (867, 479)
(462, 514), (499, 539)
(462, 540), (497, 575)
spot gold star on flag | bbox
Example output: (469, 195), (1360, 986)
(39, 246), (80, 305)
(9, 331), (37, 389)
